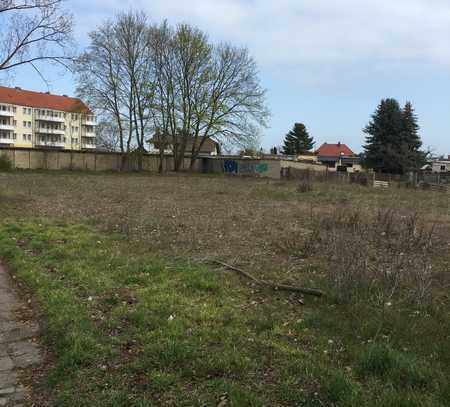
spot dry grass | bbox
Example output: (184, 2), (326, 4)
(1, 171), (449, 406)
(1, 171), (449, 281)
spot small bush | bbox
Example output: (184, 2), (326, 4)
(357, 344), (432, 390)
(321, 369), (360, 404)
(375, 390), (431, 407)
(304, 209), (438, 308)
(0, 154), (12, 171)
(297, 182), (313, 193)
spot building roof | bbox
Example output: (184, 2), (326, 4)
(147, 134), (220, 154)
(315, 143), (354, 157)
(0, 86), (91, 114)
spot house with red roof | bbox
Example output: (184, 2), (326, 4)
(0, 86), (96, 150)
(315, 142), (362, 172)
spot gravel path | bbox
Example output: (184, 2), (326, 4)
(0, 263), (42, 406)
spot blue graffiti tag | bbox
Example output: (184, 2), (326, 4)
(224, 160), (238, 173)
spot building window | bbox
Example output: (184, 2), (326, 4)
(441, 165), (446, 171)
(23, 121), (26, 127)
(13, 107), (16, 113)
(13, 133), (16, 140)
(28, 134), (31, 141)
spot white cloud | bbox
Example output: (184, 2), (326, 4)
(74, 0), (450, 67)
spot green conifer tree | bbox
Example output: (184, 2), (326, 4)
(282, 123), (314, 155)
(363, 99), (425, 174)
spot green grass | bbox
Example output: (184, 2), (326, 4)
(357, 344), (433, 389)
(0, 171), (449, 406)
(0, 219), (447, 406)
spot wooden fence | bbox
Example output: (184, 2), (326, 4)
(282, 167), (368, 184)
(282, 167), (449, 192)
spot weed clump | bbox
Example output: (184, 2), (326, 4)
(0, 154), (12, 171)
(357, 344), (432, 390)
(304, 209), (438, 308)
(297, 182), (313, 193)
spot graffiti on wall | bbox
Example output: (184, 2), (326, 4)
(223, 160), (269, 176)
(255, 163), (268, 174)
(224, 160), (238, 173)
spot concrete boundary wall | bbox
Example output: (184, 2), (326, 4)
(1, 148), (285, 179)
(0, 148), (200, 173)
(280, 160), (327, 172)
(203, 157), (281, 179)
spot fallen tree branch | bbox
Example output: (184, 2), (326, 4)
(208, 260), (325, 297)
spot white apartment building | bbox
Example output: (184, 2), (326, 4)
(0, 86), (96, 150)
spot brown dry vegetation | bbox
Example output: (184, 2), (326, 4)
(0, 171), (449, 406)
(2, 171), (448, 278)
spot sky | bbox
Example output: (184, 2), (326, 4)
(7, 0), (450, 155)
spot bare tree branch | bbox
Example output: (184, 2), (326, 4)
(0, 0), (73, 79)
(75, 11), (154, 170)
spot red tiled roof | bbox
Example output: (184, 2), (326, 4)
(315, 143), (354, 157)
(0, 86), (91, 113)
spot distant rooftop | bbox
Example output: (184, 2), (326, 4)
(315, 142), (355, 157)
(0, 86), (91, 114)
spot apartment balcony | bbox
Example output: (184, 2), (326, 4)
(35, 140), (65, 148)
(82, 117), (96, 126)
(83, 131), (96, 138)
(81, 143), (96, 149)
(0, 110), (15, 117)
(36, 114), (65, 123)
(36, 127), (66, 135)
(0, 123), (14, 131)
(0, 137), (14, 144)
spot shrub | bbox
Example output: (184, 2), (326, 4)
(0, 154), (12, 171)
(297, 182), (313, 193)
(357, 344), (432, 390)
(304, 209), (438, 308)
(321, 369), (360, 404)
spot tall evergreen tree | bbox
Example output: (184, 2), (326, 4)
(400, 102), (426, 171)
(363, 99), (425, 174)
(282, 123), (314, 155)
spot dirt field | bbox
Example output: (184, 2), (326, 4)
(2, 171), (448, 277)
(0, 171), (449, 406)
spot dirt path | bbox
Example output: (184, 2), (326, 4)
(0, 263), (42, 406)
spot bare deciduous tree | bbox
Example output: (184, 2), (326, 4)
(76, 11), (153, 170)
(149, 22), (269, 171)
(148, 21), (176, 173)
(188, 43), (268, 169)
(77, 11), (269, 172)
(114, 11), (154, 169)
(0, 0), (73, 80)
(95, 118), (121, 152)
(76, 23), (130, 164)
